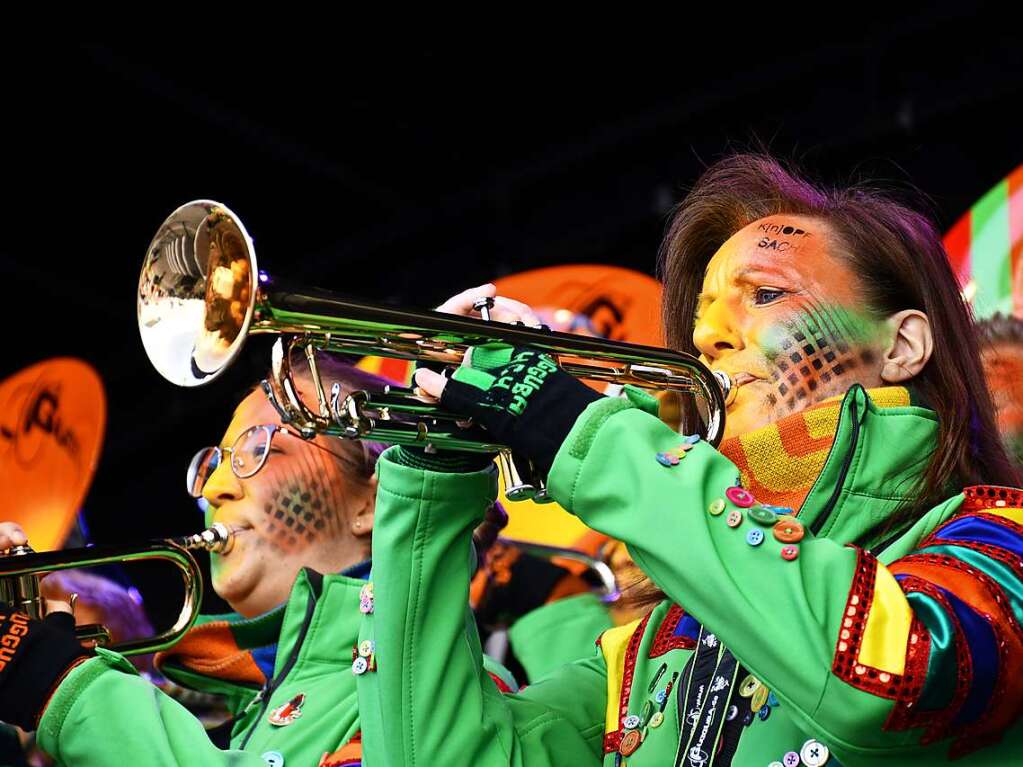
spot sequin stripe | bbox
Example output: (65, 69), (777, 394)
(884, 575), (973, 740)
(602, 611), (651, 753)
(881, 615), (931, 732)
(961, 485), (1023, 512)
(926, 538), (1023, 588)
(922, 512), (1023, 562)
(649, 604), (696, 657)
(891, 553), (1023, 744)
(947, 510), (1023, 543)
(831, 547), (920, 699)
(893, 552), (1023, 646)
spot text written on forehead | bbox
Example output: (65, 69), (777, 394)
(757, 221), (812, 254)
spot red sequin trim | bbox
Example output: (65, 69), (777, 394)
(893, 552), (1023, 750)
(832, 547), (915, 699)
(882, 573), (973, 745)
(961, 485), (1023, 513)
(602, 612), (651, 754)
(648, 604), (696, 658)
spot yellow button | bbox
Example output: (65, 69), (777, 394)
(751, 684), (769, 711)
(709, 498), (726, 516)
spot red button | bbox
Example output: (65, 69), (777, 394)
(725, 486), (756, 508)
(781, 545), (799, 561)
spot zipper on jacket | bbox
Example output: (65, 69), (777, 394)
(810, 395), (862, 537)
(238, 588), (319, 749)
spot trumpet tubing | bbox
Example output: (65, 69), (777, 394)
(0, 523), (233, 656)
(138, 200), (732, 459)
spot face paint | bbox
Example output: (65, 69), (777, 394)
(259, 445), (344, 553)
(201, 388), (367, 617)
(758, 302), (884, 413)
(694, 214), (889, 438)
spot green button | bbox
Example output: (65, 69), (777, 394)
(708, 498), (726, 516)
(641, 700), (654, 725)
(748, 504), (779, 526)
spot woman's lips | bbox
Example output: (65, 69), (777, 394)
(731, 372), (761, 387)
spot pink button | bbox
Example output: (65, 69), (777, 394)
(725, 486), (756, 508)
(726, 510), (744, 528)
(783, 752), (800, 767)
(781, 545), (800, 561)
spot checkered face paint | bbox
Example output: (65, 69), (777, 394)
(759, 301), (883, 413)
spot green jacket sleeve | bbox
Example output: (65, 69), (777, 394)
(35, 649), (268, 766)
(508, 594), (614, 682)
(546, 397), (979, 758)
(357, 447), (606, 767)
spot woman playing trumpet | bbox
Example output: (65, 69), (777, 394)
(356, 153), (1023, 765)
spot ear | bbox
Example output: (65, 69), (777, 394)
(880, 310), (933, 383)
(348, 472), (377, 540)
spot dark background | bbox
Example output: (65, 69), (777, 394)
(4, 19), (1021, 625)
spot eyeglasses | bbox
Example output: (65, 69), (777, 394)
(186, 424), (348, 498)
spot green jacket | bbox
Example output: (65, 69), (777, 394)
(37, 567), (366, 766)
(508, 593), (615, 682)
(358, 386), (1023, 766)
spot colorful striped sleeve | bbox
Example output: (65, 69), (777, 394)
(832, 486), (1023, 757)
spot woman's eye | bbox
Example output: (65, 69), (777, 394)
(754, 288), (786, 305)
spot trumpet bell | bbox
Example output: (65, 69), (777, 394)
(138, 200), (258, 387)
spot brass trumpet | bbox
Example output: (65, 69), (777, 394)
(138, 200), (732, 499)
(0, 524), (233, 656)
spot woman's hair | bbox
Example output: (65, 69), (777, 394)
(659, 152), (1020, 529)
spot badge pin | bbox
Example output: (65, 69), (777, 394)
(268, 693), (305, 726)
(359, 582), (375, 614)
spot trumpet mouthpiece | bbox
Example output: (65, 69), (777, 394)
(180, 523), (234, 554)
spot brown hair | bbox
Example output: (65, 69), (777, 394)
(660, 153), (1020, 525)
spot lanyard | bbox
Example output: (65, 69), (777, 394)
(674, 628), (742, 767)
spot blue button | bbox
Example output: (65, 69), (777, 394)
(768, 691), (780, 707)
(262, 752), (284, 767)
(655, 689), (667, 704)
(746, 528), (765, 546)
(758, 705), (771, 721)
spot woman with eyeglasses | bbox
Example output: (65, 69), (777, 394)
(0, 356), (400, 766)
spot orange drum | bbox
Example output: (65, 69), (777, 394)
(1, 358), (106, 550)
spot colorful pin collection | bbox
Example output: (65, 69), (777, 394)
(701, 483), (805, 561)
(617, 665), (679, 759)
(655, 434), (701, 467)
(351, 638), (377, 675)
(359, 582), (374, 614)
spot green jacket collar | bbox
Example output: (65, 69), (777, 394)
(159, 567), (365, 710)
(798, 385), (939, 548)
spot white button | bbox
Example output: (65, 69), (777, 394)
(261, 752), (284, 767)
(352, 657), (369, 675)
(800, 739), (830, 766)
(769, 762), (784, 767)
(623, 714), (642, 729)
